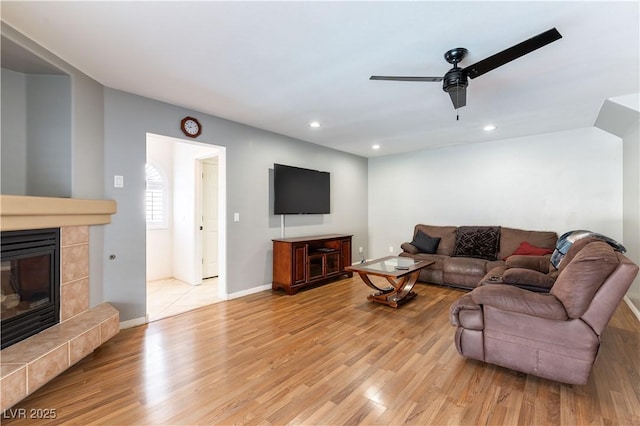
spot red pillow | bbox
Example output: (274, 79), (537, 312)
(508, 241), (553, 258)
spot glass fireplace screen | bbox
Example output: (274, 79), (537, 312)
(1, 228), (60, 349)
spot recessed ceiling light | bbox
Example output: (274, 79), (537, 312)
(483, 124), (496, 131)
(309, 121), (321, 128)
(372, 144), (380, 150)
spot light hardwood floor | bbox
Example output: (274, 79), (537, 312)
(4, 277), (640, 425)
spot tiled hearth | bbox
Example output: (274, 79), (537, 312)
(0, 196), (118, 411)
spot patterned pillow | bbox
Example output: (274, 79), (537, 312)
(454, 226), (501, 261)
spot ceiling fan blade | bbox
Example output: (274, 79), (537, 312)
(448, 87), (467, 109)
(370, 76), (443, 82)
(463, 28), (562, 79)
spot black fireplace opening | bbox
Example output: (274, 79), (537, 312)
(1, 228), (60, 350)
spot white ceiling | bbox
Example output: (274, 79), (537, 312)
(2, 1), (639, 158)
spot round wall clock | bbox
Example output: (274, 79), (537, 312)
(180, 116), (202, 138)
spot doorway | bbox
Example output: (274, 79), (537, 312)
(145, 133), (227, 322)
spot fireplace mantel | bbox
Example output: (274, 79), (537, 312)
(0, 195), (117, 231)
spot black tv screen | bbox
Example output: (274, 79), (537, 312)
(274, 164), (330, 214)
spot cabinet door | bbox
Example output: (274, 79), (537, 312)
(325, 253), (340, 276)
(308, 254), (324, 281)
(293, 245), (307, 284)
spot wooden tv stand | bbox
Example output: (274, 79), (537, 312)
(272, 234), (353, 294)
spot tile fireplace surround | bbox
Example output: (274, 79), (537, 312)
(0, 195), (118, 410)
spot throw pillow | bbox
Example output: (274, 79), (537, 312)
(453, 226), (501, 261)
(411, 230), (441, 254)
(505, 241), (553, 260)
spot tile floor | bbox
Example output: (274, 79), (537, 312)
(146, 277), (222, 322)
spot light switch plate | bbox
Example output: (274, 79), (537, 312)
(114, 175), (124, 188)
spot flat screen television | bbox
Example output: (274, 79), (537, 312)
(274, 164), (330, 215)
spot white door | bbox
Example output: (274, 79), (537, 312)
(202, 160), (218, 278)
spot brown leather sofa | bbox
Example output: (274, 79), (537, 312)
(449, 239), (638, 385)
(400, 224), (557, 289)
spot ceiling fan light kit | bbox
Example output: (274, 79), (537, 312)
(370, 28), (562, 110)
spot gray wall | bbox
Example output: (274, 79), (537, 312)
(2, 24), (106, 306)
(0, 70), (72, 197)
(103, 89), (368, 321)
(26, 74), (71, 197)
(1, 69), (27, 194)
(70, 69), (106, 306)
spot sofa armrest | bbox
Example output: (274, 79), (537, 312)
(502, 268), (556, 291)
(470, 284), (568, 320)
(450, 293), (483, 329)
(400, 242), (419, 254)
(505, 254), (551, 273)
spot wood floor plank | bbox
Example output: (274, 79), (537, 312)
(3, 278), (640, 425)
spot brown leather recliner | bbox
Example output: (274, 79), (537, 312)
(450, 239), (638, 385)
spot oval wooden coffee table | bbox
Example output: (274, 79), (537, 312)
(346, 256), (434, 308)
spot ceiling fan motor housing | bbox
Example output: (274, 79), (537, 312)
(443, 68), (468, 93)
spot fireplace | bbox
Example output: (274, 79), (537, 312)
(0, 196), (118, 410)
(1, 228), (60, 349)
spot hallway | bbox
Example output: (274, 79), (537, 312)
(146, 277), (221, 322)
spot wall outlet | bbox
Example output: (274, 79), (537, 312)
(389, 246), (394, 253)
(358, 247), (363, 253)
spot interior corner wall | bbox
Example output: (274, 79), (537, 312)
(72, 73), (105, 200)
(104, 88), (368, 321)
(367, 127), (623, 260)
(71, 75), (107, 308)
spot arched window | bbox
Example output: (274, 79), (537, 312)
(145, 163), (167, 228)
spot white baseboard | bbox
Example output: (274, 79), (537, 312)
(624, 296), (640, 322)
(227, 284), (272, 300)
(119, 316), (147, 329)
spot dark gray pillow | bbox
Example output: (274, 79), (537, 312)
(411, 230), (441, 254)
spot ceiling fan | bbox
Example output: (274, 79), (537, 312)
(370, 28), (562, 110)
